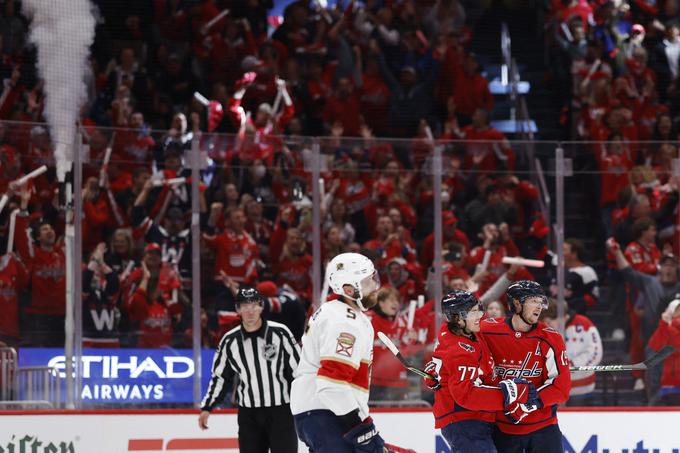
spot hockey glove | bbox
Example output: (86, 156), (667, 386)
(499, 378), (534, 406)
(423, 360), (441, 391)
(343, 416), (386, 453)
(504, 390), (542, 424)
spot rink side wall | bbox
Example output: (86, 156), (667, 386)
(1, 408), (679, 452)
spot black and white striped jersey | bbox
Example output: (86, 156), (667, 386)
(201, 320), (300, 410)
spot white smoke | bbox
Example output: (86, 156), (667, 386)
(22, 0), (96, 182)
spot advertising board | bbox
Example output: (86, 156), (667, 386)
(1, 409), (679, 452)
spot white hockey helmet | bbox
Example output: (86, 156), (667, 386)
(327, 252), (380, 311)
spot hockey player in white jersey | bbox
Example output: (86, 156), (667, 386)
(290, 252), (384, 452)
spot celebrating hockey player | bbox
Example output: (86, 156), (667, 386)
(480, 280), (571, 452)
(424, 290), (539, 453)
(290, 252), (384, 452)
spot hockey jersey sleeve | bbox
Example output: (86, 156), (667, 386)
(279, 324), (301, 378)
(315, 315), (369, 417)
(442, 348), (504, 412)
(536, 330), (572, 407)
(201, 334), (236, 411)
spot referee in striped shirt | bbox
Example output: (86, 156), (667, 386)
(199, 286), (300, 452)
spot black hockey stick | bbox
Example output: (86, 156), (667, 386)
(377, 332), (436, 379)
(569, 346), (676, 372)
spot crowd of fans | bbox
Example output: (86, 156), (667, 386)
(0, 0), (677, 405)
(548, 0), (680, 402)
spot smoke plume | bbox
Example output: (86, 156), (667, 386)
(22, 0), (96, 182)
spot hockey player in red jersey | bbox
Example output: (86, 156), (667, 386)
(480, 280), (571, 452)
(424, 290), (539, 453)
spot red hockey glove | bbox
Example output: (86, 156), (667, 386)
(423, 360), (441, 391)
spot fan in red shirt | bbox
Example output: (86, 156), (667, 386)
(125, 243), (183, 348)
(555, 0), (593, 32)
(333, 158), (372, 229)
(13, 184), (66, 346)
(358, 57), (391, 136)
(383, 257), (423, 307)
(250, 78), (296, 140)
(649, 300), (680, 405)
(203, 207), (259, 285)
(624, 217), (661, 276)
(363, 215), (417, 268)
(453, 54), (494, 123)
(624, 216), (661, 384)
(468, 223), (525, 294)
(461, 109), (516, 177)
(117, 112), (156, 173)
(423, 289), (539, 452)
(269, 227), (313, 303)
(421, 211), (470, 268)
(82, 176), (122, 254)
(0, 252), (28, 346)
(367, 287), (422, 401)
(594, 134), (634, 234)
(244, 198), (274, 260)
(323, 77), (362, 137)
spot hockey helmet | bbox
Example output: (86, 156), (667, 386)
(327, 252), (380, 311)
(506, 280), (548, 312)
(236, 286), (264, 307)
(441, 289), (483, 323)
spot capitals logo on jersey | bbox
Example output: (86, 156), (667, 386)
(458, 342), (475, 352)
(494, 351), (543, 380)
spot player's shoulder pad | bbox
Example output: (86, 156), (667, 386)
(482, 317), (500, 324)
(480, 317), (507, 332)
(540, 325), (560, 335)
(537, 323), (567, 345)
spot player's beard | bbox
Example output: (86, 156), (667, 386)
(357, 288), (378, 310)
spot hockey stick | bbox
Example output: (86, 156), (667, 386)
(377, 331), (435, 379)
(384, 442), (416, 453)
(569, 346), (676, 372)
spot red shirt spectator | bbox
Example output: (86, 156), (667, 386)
(557, 0), (593, 31)
(125, 244), (182, 348)
(323, 77), (362, 137)
(648, 300), (680, 404)
(82, 177), (118, 254)
(359, 60), (391, 135)
(453, 54), (494, 119)
(461, 109), (515, 176)
(594, 135), (634, 207)
(0, 253), (28, 342)
(383, 257), (423, 307)
(335, 160), (372, 216)
(363, 215), (417, 267)
(624, 217), (661, 275)
(269, 227), (313, 301)
(421, 211), (470, 268)
(367, 288), (423, 393)
(204, 208), (259, 284)
(14, 213), (66, 317)
(468, 223), (524, 294)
